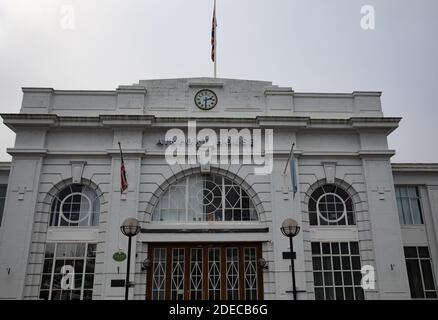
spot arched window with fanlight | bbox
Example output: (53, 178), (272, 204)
(152, 174), (258, 222)
(49, 184), (100, 227)
(308, 184), (356, 226)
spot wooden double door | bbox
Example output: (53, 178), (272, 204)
(146, 242), (263, 300)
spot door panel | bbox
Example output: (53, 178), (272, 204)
(208, 247), (221, 300)
(171, 248), (185, 300)
(146, 243), (263, 300)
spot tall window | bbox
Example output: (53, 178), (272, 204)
(0, 185), (6, 226)
(395, 186), (423, 225)
(404, 246), (437, 299)
(50, 184), (100, 227)
(39, 243), (96, 300)
(152, 174), (258, 222)
(312, 241), (364, 300)
(308, 184), (356, 226)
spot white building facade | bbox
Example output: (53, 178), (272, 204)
(0, 78), (437, 300)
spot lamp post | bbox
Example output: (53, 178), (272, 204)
(120, 217), (141, 300)
(280, 218), (300, 300)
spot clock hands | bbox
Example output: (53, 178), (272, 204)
(203, 96), (213, 108)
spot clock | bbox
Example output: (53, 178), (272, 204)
(194, 89), (218, 110)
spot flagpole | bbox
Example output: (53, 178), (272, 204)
(214, 0), (217, 78)
(283, 142), (295, 175)
(118, 141), (124, 163)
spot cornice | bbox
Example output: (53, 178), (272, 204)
(391, 163), (438, 172)
(1, 113), (403, 133)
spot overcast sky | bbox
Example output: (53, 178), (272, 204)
(0, 0), (437, 162)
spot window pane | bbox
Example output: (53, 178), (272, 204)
(350, 242), (359, 255)
(315, 288), (324, 300)
(353, 272), (362, 285)
(340, 243), (349, 255)
(323, 257), (332, 270)
(325, 287), (334, 300)
(401, 197), (413, 225)
(418, 247), (430, 258)
(408, 187), (418, 198)
(313, 272), (323, 286)
(411, 199), (423, 224)
(43, 259), (53, 273)
(426, 292), (437, 299)
(311, 242), (320, 255)
(324, 272), (333, 286)
(335, 287), (344, 300)
(354, 287), (364, 300)
(341, 257), (351, 270)
(404, 247), (418, 258)
(344, 287), (354, 300)
(331, 243), (340, 255)
(420, 260), (436, 291)
(351, 257), (361, 270)
(45, 243), (55, 258)
(334, 272), (343, 285)
(406, 259), (425, 298)
(40, 275), (52, 290)
(332, 256), (341, 270)
(309, 212), (318, 226)
(312, 257), (322, 270)
(396, 197), (405, 225)
(39, 290), (49, 300)
(343, 272), (352, 286)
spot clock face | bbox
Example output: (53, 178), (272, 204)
(194, 89), (218, 110)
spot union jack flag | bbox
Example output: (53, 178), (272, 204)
(211, 0), (217, 62)
(118, 142), (128, 194)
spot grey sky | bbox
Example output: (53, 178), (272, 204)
(0, 0), (437, 162)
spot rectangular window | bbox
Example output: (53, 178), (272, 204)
(39, 242), (96, 300)
(395, 186), (423, 225)
(0, 185), (7, 226)
(312, 241), (364, 300)
(404, 246), (437, 299)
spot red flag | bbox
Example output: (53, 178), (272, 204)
(118, 142), (128, 193)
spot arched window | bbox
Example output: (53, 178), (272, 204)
(50, 184), (100, 227)
(152, 174), (258, 222)
(308, 184), (356, 226)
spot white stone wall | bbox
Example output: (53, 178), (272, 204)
(0, 78), (416, 300)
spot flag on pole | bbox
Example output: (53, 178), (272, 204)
(283, 142), (298, 197)
(118, 142), (128, 194)
(211, 0), (217, 63)
(290, 153), (298, 197)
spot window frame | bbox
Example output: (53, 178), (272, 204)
(152, 174), (258, 223)
(311, 241), (364, 300)
(38, 242), (96, 300)
(308, 184), (356, 227)
(50, 184), (100, 228)
(395, 185), (424, 225)
(404, 246), (437, 299)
